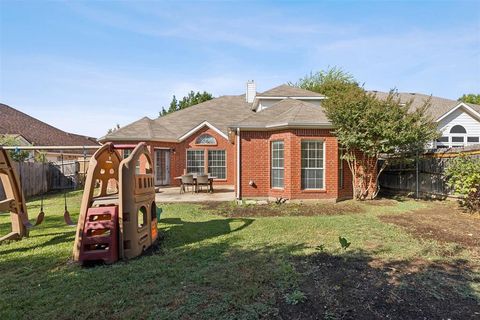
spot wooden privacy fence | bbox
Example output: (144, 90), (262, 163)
(0, 160), (84, 199)
(379, 145), (480, 198)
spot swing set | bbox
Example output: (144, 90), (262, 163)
(0, 146), (93, 241)
(0, 142), (160, 264)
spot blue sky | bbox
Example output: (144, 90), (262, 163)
(1, 0), (479, 138)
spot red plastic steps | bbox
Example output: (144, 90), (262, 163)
(78, 206), (119, 264)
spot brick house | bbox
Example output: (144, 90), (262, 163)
(102, 82), (480, 201)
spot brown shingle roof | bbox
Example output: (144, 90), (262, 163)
(103, 95), (254, 142)
(232, 98), (331, 129)
(369, 91), (480, 121)
(258, 84), (326, 97)
(0, 103), (99, 146)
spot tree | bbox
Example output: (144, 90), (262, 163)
(293, 68), (439, 200)
(160, 91), (213, 116)
(0, 135), (30, 162)
(458, 93), (480, 105)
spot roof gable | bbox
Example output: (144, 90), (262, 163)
(232, 98), (331, 130)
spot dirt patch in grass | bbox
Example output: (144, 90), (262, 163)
(380, 203), (480, 249)
(202, 201), (365, 217)
(278, 253), (480, 319)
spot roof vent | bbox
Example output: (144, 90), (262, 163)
(246, 80), (256, 103)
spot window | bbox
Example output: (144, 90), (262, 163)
(196, 134), (217, 145)
(436, 136), (449, 143)
(186, 150), (204, 174)
(450, 125), (467, 134)
(271, 141), (284, 188)
(123, 149), (132, 159)
(452, 137), (464, 143)
(208, 150), (226, 179)
(301, 141), (324, 189)
(467, 137), (479, 143)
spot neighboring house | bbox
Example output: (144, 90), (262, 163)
(102, 82), (480, 201)
(371, 91), (480, 149)
(0, 103), (100, 161)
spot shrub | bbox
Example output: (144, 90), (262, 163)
(284, 290), (307, 305)
(445, 156), (480, 212)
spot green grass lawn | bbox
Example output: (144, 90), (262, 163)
(0, 192), (478, 319)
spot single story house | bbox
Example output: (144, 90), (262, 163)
(102, 82), (480, 201)
(0, 103), (100, 161)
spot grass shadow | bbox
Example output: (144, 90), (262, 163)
(160, 217), (254, 248)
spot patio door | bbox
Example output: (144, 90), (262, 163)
(154, 149), (170, 185)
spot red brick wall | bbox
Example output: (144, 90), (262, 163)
(239, 129), (353, 200)
(105, 126), (235, 186)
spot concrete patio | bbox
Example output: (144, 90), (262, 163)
(155, 185), (235, 203)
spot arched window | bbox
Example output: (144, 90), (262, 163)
(196, 134), (217, 145)
(450, 125), (467, 134)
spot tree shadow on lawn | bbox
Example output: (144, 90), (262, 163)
(279, 250), (480, 320)
(160, 217), (254, 248)
(1, 232), (479, 320)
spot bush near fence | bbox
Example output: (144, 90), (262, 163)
(379, 145), (480, 198)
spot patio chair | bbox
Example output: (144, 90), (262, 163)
(180, 174), (195, 194)
(196, 174), (210, 193)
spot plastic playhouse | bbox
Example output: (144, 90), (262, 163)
(73, 142), (159, 264)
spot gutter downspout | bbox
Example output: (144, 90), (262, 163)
(236, 128), (241, 200)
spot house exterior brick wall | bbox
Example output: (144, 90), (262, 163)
(239, 129), (353, 201)
(107, 126), (236, 186)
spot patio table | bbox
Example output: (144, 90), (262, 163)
(174, 174), (217, 193)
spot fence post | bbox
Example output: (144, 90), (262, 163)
(416, 151), (419, 199)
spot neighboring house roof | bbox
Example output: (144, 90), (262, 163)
(0, 103), (99, 147)
(231, 98), (331, 130)
(370, 91), (480, 121)
(102, 95), (254, 142)
(258, 84), (325, 98)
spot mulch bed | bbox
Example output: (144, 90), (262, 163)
(380, 203), (480, 249)
(202, 201), (365, 218)
(277, 253), (480, 319)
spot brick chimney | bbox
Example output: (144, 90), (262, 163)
(246, 80), (256, 103)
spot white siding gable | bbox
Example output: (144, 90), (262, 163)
(435, 106), (480, 148)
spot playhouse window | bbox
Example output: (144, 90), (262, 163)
(271, 141), (284, 188)
(196, 134), (217, 145)
(301, 141), (325, 189)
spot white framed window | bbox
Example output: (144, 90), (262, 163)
(208, 150), (226, 179)
(301, 140), (325, 189)
(186, 150), (204, 174)
(271, 141), (284, 188)
(196, 134), (217, 145)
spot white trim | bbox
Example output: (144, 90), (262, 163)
(236, 128), (241, 200)
(178, 121), (228, 141)
(436, 102), (480, 122)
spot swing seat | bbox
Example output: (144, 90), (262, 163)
(18, 210), (44, 229)
(64, 210), (76, 227)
